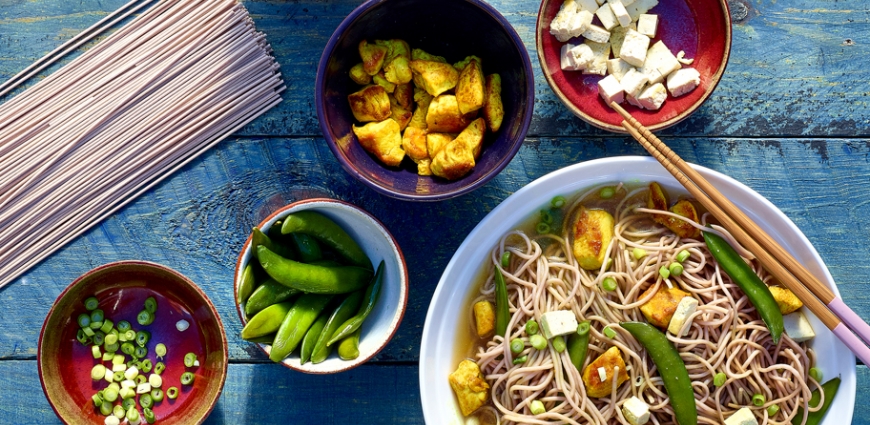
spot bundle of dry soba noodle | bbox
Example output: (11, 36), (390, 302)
(0, 0), (284, 288)
(472, 185), (820, 425)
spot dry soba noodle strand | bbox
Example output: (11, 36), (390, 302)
(472, 185), (820, 425)
(0, 0), (284, 289)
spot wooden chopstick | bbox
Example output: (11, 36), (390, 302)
(610, 101), (870, 365)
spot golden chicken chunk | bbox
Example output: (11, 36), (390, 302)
(572, 207), (615, 270)
(402, 126), (429, 175)
(647, 182), (701, 239)
(473, 300), (496, 338)
(389, 95), (412, 130)
(394, 83), (413, 109)
(352, 119), (405, 167)
(410, 60), (460, 97)
(582, 346), (630, 398)
(431, 118), (486, 180)
(454, 55), (483, 71)
(482, 74), (504, 132)
(639, 286), (692, 328)
(769, 286), (803, 314)
(409, 88), (434, 129)
(412, 48), (446, 63)
(426, 132), (454, 158)
(384, 56), (412, 85)
(349, 63), (371, 85)
(448, 359), (490, 416)
(427, 94), (475, 133)
(359, 40), (388, 76)
(456, 58), (485, 115)
(347, 85), (391, 122)
(373, 73), (395, 93)
(377, 39), (410, 63)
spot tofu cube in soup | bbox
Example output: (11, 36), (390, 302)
(639, 286), (691, 328)
(783, 310), (816, 342)
(540, 310), (579, 339)
(598, 74), (624, 105)
(619, 29), (650, 67)
(472, 301), (496, 338)
(622, 396), (651, 425)
(352, 119), (405, 167)
(448, 360), (490, 416)
(582, 346), (629, 397)
(667, 296), (699, 336)
(572, 207), (615, 270)
(667, 67), (701, 97)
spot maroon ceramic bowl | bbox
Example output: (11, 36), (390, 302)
(38, 261), (227, 424)
(536, 0), (731, 132)
(316, 0), (534, 201)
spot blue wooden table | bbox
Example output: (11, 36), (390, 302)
(2, 0), (870, 423)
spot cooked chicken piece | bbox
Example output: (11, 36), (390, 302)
(409, 88), (434, 129)
(347, 85), (390, 122)
(411, 48), (447, 63)
(394, 83), (413, 109)
(639, 286), (692, 328)
(473, 300), (496, 338)
(384, 56), (412, 85)
(426, 132), (455, 158)
(349, 63), (371, 85)
(359, 40), (388, 76)
(410, 60), (460, 97)
(647, 181), (669, 211)
(769, 286), (803, 314)
(456, 58), (485, 115)
(402, 126), (429, 175)
(454, 55), (483, 71)
(373, 73), (395, 93)
(482, 74), (504, 132)
(582, 346), (630, 398)
(352, 118), (405, 167)
(430, 118), (486, 180)
(448, 359), (490, 416)
(427, 94), (475, 133)
(647, 182), (701, 239)
(376, 39), (410, 63)
(572, 207), (615, 270)
(389, 95), (412, 130)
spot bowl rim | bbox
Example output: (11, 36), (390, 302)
(233, 197), (409, 374)
(315, 0), (536, 201)
(534, 0), (732, 133)
(37, 260), (229, 425)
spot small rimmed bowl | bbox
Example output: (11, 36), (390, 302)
(38, 261), (228, 424)
(316, 0), (535, 201)
(536, 0), (731, 132)
(234, 198), (408, 373)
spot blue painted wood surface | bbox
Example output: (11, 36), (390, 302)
(1, 0), (870, 423)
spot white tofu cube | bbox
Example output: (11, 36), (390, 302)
(621, 396), (650, 425)
(667, 296), (699, 335)
(609, 0), (632, 28)
(582, 40), (611, 75)
(627, 0), (659, 21)
(609, 24), (636, 58)
(576, 0), (600, 12)
(595, 4), (619, 30)
(724, 407), (758, 425)
(606, 58), (633, 81)
(637, 14), (658, 37)
(568, 10), (595, 39)
(626, 93), (643, 108)
(582, 24), (611, 44)
(621, 0), (636, 6)
(620, 68), (648, 97)
(550, 0), (578, 42)
(561, 43), (595, 71)
(666, 67), (701, 97)
(619, 29), (650, 67)
(598, 74), (624, 105)
(540, 310), (579, 339)
(641, 41), (681, 81)
(636, 82), (667, 110)
(782, 310), (816, 342)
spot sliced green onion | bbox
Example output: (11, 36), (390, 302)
(151, 387), (164, 402)
(134, 346), (148, 359)
(144, 296), (157, 313)
(632, 248), (647, 260)
(105, 333), (118, 346)
(90, 309), (104, 323)
(552, 336), (566, 353)
(603, 326), (616, 338)
(604, 257), (613, 270)
(676, 250), (691, 263)
(100, 401), (113, 416)
(84, 296), (99, 310)
(659, 265), (670, 279)
(143, 407), (156, 424)
(125, 366), (139, 380)
(89, 320), (103, 330)
(530, 399), (546, 415)
(76, 328), (90, 345)
(809, 367), (822, 382)
(112, 404), (125, 419)
(113, 354), (126, 365)
(92, 393), (103, 407)
(577, 321), (591, 336)
(137, 310), (154, 326)
(100, 319), (113, 334)
(154, 362), (165, 375)
(167, 386), (179, 399)
(512, 355), (528, 365)
(148, 373), (162, 388)
(124, 330), (136, 341)
(117, 320), (131, 332)
(77, 314), (91, 328)
(530, 334), (547, 350)
(525, 320), (539, 335)
(501, 252), (511, 268)
(127, 407), (140, 422)
(184, 352), (197, 368)
(91, 364), (107, 381)
(136, 330), (150, 347)
(510, 338), (524, 354)
(536, 222), (551, 234)
(752, 393), (766, 406)
(140, 359), (153, 374)
(766, 404), (780, 416)
(102, 352), (114, 362)
(140, 392), (154, 408)
(539, 209), (553, 224)
(104, 342), (119, 353)
(181, 371), (195, 385)
(669, 262), (684, 277)
(103, 387), (119, 403)
(92, 345), (101, 359)
(83, 326), (95, 337)
(155, 343), (167, 358)
(601, 277), (617, 292)
(92, 331), (105, 346)
(551, 195), (566, 209)
(121, 397), (136, 411)
(136, 375), (147, 385)
(599, 186), (615, 199)
(121, 342), (135, 356)
(713, 372), (726, 387)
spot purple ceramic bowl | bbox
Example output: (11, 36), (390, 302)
(316, 0), (534, 201)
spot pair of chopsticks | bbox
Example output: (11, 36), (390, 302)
(610, 101), (870, 366)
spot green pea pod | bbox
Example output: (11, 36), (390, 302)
(311, 290), (365, 364)
(300, 311), (330, 364)
(494, 266), (510, 338)
(257, 245), (373, 294)
(269, 294), (334, 362)
(567, 320), (591, 371)
(792, 377), (840, 425)
(252, 227), (295, 260)
(244, 278), (299, 317)
(237, 263), (259, 304)
(243, 333), (276, 344)
(337, 327), (362, 360)
(241, 301), (294, 340)
(621, 322), (697, 425)
(703, 231), (784, 344)
(326, 261), (384, 346)
(291, 233), (323, 263)
(280, 211), (371, 269)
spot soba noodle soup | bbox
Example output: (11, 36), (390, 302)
(459, 182), (825, 425)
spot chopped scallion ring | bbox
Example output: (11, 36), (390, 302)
(676, 249), (691, 263)
(603, 326), (616, 338)
(184, 352), (197, 368)
(166, 387), (179, 399)
(136, 310), (154, 326)
(154, 362), (165, 375)
(143, 407), (156, 424)
(134, 346), (148, 359)
(144, 296), (157, 313)
(150, 388), (164, 402)
(530, 399), (546, 415)
(140, 393), (154, 408)
(180, 371), (195, 385)
(601, 277), (617, 292)
(599, 186), (615, 199)
(91, 364), (107, 381)
(117, 320), (131, 332)
(550, 195), (566, 209)
(752, 393), (765, 406)
(713, 372), (726, 387)
(155, 343), (167, 358)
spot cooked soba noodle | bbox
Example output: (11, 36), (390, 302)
(471, 184), (823, 425)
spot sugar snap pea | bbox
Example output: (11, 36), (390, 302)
(269, 293), (333, 362)
(621, 322), (697, 425)
(243, 333), (277, 344)
(300, 311), (330, 364)
(494, 261), (510, 338)
(567, 320), (591, 371)
(241, 301), (294, 340)
(280, 211), (371, 269)
(326, 261), (384, 346)
(703, 231), (784, 343)
(337, 327), (362, 360)
(792, 377), (840, 425)
(291, 233), (323, 263)
(311, 290), (365, 364)
(257, 245), (372, 294)
(252, 227), (295, 260)
(244, 278), (299, 317)
(237, 263), (260, 304)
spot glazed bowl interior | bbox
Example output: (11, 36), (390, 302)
(317, 0), (534, 201)
(39, 261), (228, 424)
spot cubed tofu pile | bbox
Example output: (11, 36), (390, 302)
(550, 0), (701, 110)
(346, 40), (504, 180)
